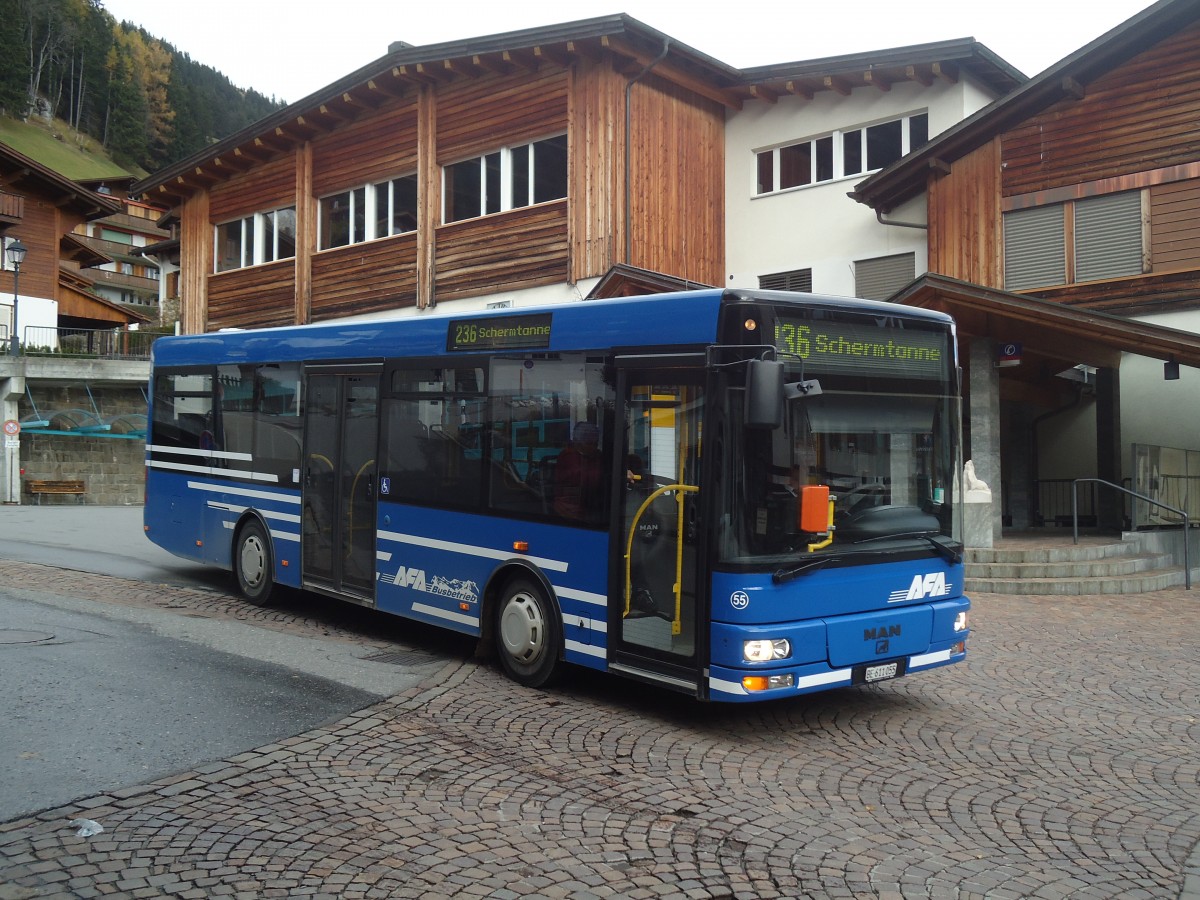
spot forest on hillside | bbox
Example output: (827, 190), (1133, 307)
(0, 0), (284, 173)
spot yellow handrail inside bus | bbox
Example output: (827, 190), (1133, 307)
(623, 483), (698, 629)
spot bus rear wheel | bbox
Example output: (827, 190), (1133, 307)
(235, 519), (275, 606)
(495, 577), (561, 688)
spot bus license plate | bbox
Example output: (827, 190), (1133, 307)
(865, 663), (898, 682)
(853, 660), (906, 684)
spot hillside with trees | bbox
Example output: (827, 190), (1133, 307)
(0, 0), (283, 174)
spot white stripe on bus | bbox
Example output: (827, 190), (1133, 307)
(149, 459), (278, 483)
(411, 602), (479, 627)
(377, 529), (568, 572)
(553, 585), (605, 607)
(909, 649), (953, 668)
(184, 481), (300, 504)
(206, 501), (301, 524)
(146, 444), (252, 461)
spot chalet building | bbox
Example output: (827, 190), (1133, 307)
(851, 0), (1200, 536)
(1, 141), (153, 506)
(73, 177), (171, 320)
(131, 15), (1028, 329)
(132, 16), (741, 333)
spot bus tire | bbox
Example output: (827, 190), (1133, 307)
(495, 576), (562, 688)
(234, 518), (275, 606)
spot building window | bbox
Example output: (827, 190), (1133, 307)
(214, 205), (296, 272)
(443, 134), (568, 223)
(756, 113), (928, 195)
(318, 174), (417, 251)
(854, 252), (916, 301)
(758, 268), (813, 292)
(1003, 190), (1143, 291)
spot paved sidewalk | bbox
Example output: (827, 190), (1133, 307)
(1, 560), (1198, 898)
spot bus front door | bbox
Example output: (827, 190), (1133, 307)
(612, 367), (705, 693)
(302, 370), (380, 603)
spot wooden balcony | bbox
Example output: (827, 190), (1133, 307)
(0, 191), (24, 227)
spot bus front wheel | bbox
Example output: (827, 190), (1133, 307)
(495, 577), (561, 688)
(235, 519), (275, 606)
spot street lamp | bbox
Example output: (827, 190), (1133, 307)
(6, 238), (26, 356)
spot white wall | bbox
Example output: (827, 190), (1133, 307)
(1121, 309), (1200, 470)
(0, 294), (58, 346)
(724, 77), (999, 295)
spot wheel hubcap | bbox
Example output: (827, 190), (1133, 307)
(240, 534), (265, 587)
(499, 592), (544, 663)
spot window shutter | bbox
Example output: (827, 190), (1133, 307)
(1004, 205), (1065, 290)
(854, 253), (915, 300)
(759, 268), (812, 292)
(1075, 191), (1143, 282)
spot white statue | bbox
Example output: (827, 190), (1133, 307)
(963, 460), (992, 503)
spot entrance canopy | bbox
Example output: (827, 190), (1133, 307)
(891, 273), (1200, 374)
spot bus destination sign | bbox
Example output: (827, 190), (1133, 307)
(447, 313), (553, 352)
(773, 315), (946, 379)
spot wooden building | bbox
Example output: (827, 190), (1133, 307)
(132, 16), (747, 333)
(851, 0), (1200, 533)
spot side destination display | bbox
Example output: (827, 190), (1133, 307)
(773, 314), (946, 380)
(447, 313), (553, 352)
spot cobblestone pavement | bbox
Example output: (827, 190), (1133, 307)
(1, 559), (1198, 899)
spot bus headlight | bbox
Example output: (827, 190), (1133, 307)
(743, 638), (791, 662)
(953, 612), (969, 632)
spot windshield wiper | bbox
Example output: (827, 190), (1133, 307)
(922, 534), (963, 564)
(772, 556), (836, 584)
(841, 531), (963, 564)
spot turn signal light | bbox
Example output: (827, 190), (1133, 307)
(513, 540), (529, 552)
(742, 674), (796, 692)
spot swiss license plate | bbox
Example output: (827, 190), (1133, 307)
(853, 659), (906, 684)
(865, 662), (898, 682)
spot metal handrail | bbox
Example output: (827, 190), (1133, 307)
(1073, 478), (1191, 590)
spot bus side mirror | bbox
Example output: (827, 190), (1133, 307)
(745, 359), (784, 429)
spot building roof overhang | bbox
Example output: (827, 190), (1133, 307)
(585, 263), (715, 299)
(0, 143), (122, 219)
(60, 233), (112, 268)
(131, 18), (1026, 207)
(894, 273), (1200, 372)
(850, 0), (1198, 212)
(58, 268), (152, 324)
(736, 37), (1024, 105)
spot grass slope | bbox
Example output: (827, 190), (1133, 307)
(0, 116), (138, 181)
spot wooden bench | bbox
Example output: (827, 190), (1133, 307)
(26, 479), (86, 504)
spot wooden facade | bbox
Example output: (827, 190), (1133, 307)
(143, 19), (735, 333)
(923, 17), (1200, 316)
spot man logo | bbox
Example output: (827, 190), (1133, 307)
(889, 572), (950, 603)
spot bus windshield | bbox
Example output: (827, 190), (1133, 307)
(717, 310), (960, 565)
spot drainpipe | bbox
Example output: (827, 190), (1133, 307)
(625, 38), (671, 264)
(875, 209), (928, 230)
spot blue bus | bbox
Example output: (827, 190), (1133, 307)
(145, 289), (969, 702)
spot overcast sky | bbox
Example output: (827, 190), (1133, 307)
(100, 0), (1157, 104)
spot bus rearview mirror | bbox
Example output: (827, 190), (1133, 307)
(745, 359), (784, 429)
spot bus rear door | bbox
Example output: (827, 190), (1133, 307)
(302, 367), (380, 603)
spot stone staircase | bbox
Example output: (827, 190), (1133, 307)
(965, 532), (1189, 595)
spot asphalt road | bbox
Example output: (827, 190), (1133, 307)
(0, 506), (436, 822)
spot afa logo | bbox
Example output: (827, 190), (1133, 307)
(888, 572), (950, 603)
(381, 564), (480, 604)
